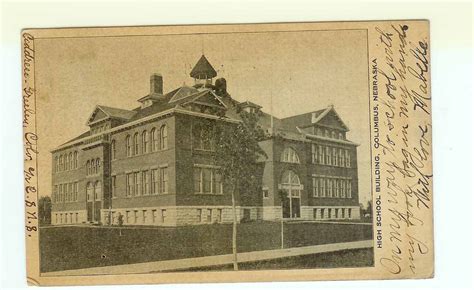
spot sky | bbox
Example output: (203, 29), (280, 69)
(35, 28), (370, 204)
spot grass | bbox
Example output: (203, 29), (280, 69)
(39, 221), (373, 272)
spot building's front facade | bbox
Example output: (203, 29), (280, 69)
(50, 55), (360, 226)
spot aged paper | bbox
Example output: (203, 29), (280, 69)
(22, 20), (432, 286)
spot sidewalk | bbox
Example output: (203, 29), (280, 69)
(42, 240), (372, 276)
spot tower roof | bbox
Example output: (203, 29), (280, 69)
(190, 55), (217, 79)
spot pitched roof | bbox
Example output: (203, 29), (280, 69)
(190, 55), (217, 79)
(98, 105), (136, 120)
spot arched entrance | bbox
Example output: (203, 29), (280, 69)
(279, 170), (302, 219)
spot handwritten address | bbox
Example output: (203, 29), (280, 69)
(22, 32), (38, 238)
(371, 23), (432, 275)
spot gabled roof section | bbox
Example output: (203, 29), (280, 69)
(311, 106), (349, 131)
(238, 100), (262, 109)
(182, 89), (228, 109)
(87, 105), (136, 126)
(169, 86), (200, 103)
(190, 55), (217, 79)
(280, 106), (349, 132)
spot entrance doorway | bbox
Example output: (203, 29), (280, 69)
(280, 170), (302, 219)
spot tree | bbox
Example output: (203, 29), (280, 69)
(277, 189), (288, 249)
(214, 110), (267, 271)
(38, 196), (52, 226)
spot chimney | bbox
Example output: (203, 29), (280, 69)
(150, 73), (163, 95)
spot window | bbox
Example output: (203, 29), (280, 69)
(69, 152), (73, 170)
(142, 210), (147, 224)
(160, 167), (168, 194)
(160, 125), (168, 150)
(335, 208), (339, 219)
(345, 150), (351, 167)
(65, 154), (69, 171)
(313, 209), (318, 219)
(74, 151), (78, 169)
(134, 210), (138, 223)
(312, 177), (319, 197)
(326, 179), (332, 197)
(197, 209), (202, 222)
(328, 208), (332, 219)
(86, 182), (93, 201)
(339, 149), (344, 167)
(152, 210), (157, 223)
(142, 131), (149, 154)
(59, 155), (63, 171)
(320, 178), (325, 197)
(331, 131), (337, 139)
(217, 209), (222, 223)
(341, 180), (346, 198)
(151, 128), (158, 151)
(311, 144), (318, 164)
(194, 167), (222, 194)
(320, 208), (325, 219)
(133, 133), (139, 155)
(75, 213), (78, 223)
(339, 132), (343, 140)
(318, 145), (324, 164)
(347, 180), (352, 198)
(151, 169), (159, 194)
(263, 189), (269, 199)
(206, 209), (212, 223)
(332, 148), (337, 166)
(126, 173), (133, 196)
(68, 183), (73, 201)
(126, 135), (132, 157)
(325, 129), (330, 137)
(341, 208), (345, 219)
(125, 211), (130, 223)
(161, 209), (167, 223)
(96, 158), (100, 174)
(335, 180), (340, 198)
(111, 140), (116, 160)
(142, 171), (149, 195)
(53, 185), (58, 203)
(280, 147), (300, 163)
(348, 208), (352, 218)
(111, 176), (116, 198)
(134, 172), (140, 196)
(54, 157), (58, 173)
(325, 147), (331, 165)
(86, 160), (90, 175)
(94, 181), (102, 200)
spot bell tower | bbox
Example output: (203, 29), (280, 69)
(190, 55), (217, 86)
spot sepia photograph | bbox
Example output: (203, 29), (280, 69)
(35, 27), (373, 275)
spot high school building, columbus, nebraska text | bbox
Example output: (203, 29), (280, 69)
(50, 55), (361, 226)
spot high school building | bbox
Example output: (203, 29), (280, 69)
(50, 55), (360, 226)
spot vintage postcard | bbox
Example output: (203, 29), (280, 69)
(22, 20), (433, 286)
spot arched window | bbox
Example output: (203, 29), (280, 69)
(280, 147), (300, 163)
(280, 170), (301, 186)
(94, 181), (102, 200)
(160, 125), (168, 150)
(96, 158), (100, 174)
(280, 170), (301, 200)
(73, 151), (78, 169)
(151, 128), (159, 151)
(86, 160), (90, 175)
(142, 131), (149, 154)
(86, 182), (93, 201)
(126, 135), (131, 157)
(69, 152), (73, 170)
(111, 140), (116, 160)
(133, 133), (139, 155)
(64, 154), (69, 171)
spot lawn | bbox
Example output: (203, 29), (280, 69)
(39, 221), (373, 273)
